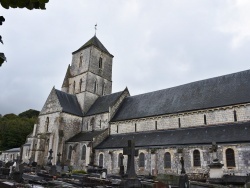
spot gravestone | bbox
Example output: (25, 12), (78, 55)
(12, 163), (24, 183)
(35, 165), (41, 174)
(50, 165), (57, 176)
(120, 140), (141, 188)
(56, 165), (62, 174)
(47, 149), (53, 166)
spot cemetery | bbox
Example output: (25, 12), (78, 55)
(0, 141), (249, 187)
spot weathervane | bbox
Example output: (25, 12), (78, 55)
(95, 23), (97, 36)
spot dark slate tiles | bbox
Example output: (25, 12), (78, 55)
(95, 122), (250, 149)
(55, 89), (83, 117)
(112, 69), (250, 121)
(85, 91), (124, 116)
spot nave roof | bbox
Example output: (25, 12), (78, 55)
(95, 121), (250, 149)
(112, 69), (250, 121)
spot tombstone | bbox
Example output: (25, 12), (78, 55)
(56, 152), (61, 166)
(49, 165), (57, 176)
(47, 149), (53, 166)
(119, 154), (125, 176)
(56, 165), (62, 174)
(120, 140), (141, 188)
(208, 142), (224, 179)
(180, 157), (186, 174)
(35, 165), (41, 174)
(14, 156), (22, 172)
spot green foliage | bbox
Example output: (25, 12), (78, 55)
(18, 109), (39, 118)
(0, 0), (49, 10)
(0, 109), (39, 151)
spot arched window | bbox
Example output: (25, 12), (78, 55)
(79, 55), (83, 67)
(118, 153), (123, 167)
(73, 81), (76, 94)
(139, 152), (145, 167)
(164, 152), (171, 168)
(193, 150), (201, 167)
(79, 79), (82, 92)
(81, 145), (86, 160)
(68, 145), (73, 160)
(99, 153), (104, 167)
(99, 57), (103, 69)
(46, 117), (49, 132)
(90, 118), (95, 131)
(94, 81), (97, 93)
(226, 148), (236, 167)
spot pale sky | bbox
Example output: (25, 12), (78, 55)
(1, 0), (250, 115)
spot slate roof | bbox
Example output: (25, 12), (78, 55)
(55, 89), (83, 116)
(112, 69), (250, 121)
(4, 148), (20, 153)
(72, 35), (113, 57)
(67, 130), (107, 142)
(85, 91), (124, 116)
(95, 122), (250, 149)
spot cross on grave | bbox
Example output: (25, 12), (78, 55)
(47, 149), (53, 166)
(123, 140), (138, 178)
(56, 153), (61, 166)
(121, 140), (141, 188)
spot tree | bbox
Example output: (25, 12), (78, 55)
(19, 109), (39, 118)
(0, 0), (49, 10)
(0, 109), (39, 150)
(0, 16), (6, 66)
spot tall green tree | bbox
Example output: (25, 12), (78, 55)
(0, 109), (39, 150)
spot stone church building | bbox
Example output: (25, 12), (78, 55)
(22, 35), (250, 176)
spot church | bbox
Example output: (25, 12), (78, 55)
(22, 35), (250, 177)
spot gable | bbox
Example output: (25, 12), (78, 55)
(40, 87), (63, 115)
(40, 88), (83, 116)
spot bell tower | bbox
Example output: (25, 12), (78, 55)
(61, 35), (114, 114)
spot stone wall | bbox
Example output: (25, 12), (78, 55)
(82, 113), (109, 131)
(65, 141), (91, 170)
(110, 104), (250, 134)
(94, 143), (250, 176)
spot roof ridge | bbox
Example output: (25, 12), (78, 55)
(128, 69), (250, 98)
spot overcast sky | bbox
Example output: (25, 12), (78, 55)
(1, 0), (250, 115)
